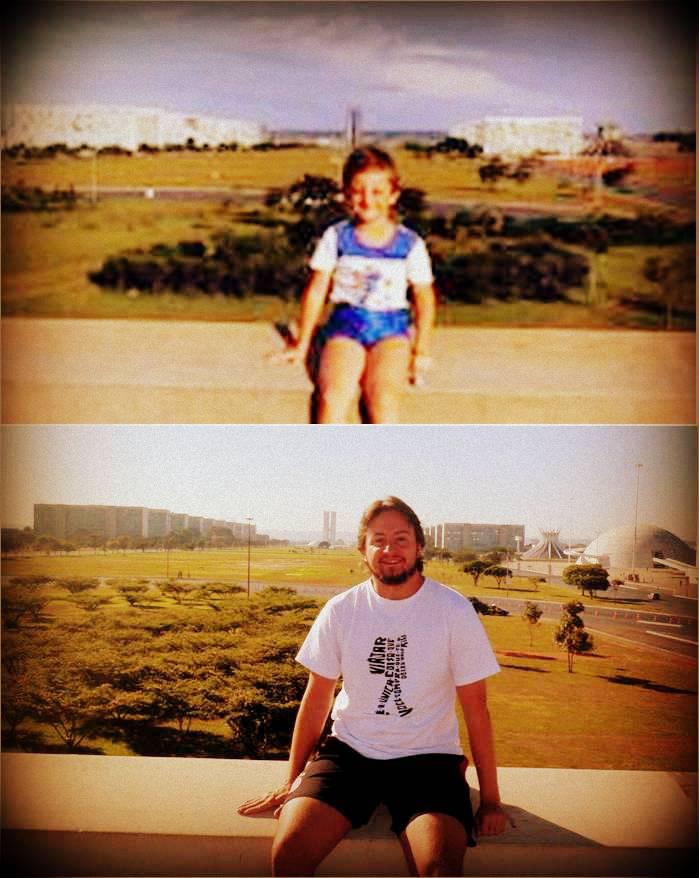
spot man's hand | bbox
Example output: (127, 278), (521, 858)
(475, 801), (510, 836)
(237, 784), (292, 819)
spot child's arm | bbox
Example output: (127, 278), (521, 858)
(409, 282), (436, 384)
(283, 269), (333, 363)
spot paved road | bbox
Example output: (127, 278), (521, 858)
(3, 318), (694, 424)
(477, 593), (697, 659)
(78, 185), (687, 220)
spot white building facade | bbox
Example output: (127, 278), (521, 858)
(449, 116), (584, 157)
(2, 104), (265, 150)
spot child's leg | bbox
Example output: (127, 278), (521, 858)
(361, 337), (410, 424)
(316, 337), (366, 423)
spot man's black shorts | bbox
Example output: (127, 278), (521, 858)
(284, 736), (476, 843)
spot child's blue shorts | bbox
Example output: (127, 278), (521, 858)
(320, 304), (411, 349)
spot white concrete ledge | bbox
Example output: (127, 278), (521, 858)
(3, 320), (694, 424)
(2, 753), (696, 876)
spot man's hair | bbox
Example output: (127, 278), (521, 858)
(357, 496), (426, 551)
(342, 146), (400, 192)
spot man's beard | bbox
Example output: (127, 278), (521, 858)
(373, 557), (423, 586)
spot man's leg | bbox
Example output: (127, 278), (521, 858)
(272, 796), (352, 877)
(399, 812), (468, 877)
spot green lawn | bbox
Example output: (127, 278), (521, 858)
(3, 149), (693, 328)
(2, 546), (367, 588)
(465, 616), (697, 770)
(1, 547), (658, 611)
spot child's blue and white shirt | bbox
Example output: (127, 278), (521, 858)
(309, 220), (433, 312)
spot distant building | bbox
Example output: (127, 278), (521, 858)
(1, 103), (265, 150)
(521, 530), (569, 560)
(33, 503), (256, 542)
(449, 115), (584, 157)
(427, 522), (525, 552)
(143, 508), (170, 538)
(579, 524), (695, 569)
(323, 511), (337, 545)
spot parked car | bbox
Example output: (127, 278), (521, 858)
(468, 596), (510, 616)
(488, 604), (510, 616)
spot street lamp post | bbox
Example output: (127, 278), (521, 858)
(246, 516), (254, 598)
(631, 463), (643, 577)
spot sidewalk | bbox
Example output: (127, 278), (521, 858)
(2, 753), (696, 876)
(2, 318), (695, 424)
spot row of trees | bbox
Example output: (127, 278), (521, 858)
(2, 183), (82, 212)
(2, 139), (309, 161)
(1, 526), (276, 557)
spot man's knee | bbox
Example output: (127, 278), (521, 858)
(420, 854), (464, 877)
(271, 834), (314, 877)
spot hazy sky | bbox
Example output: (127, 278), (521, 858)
(4, 1), (695, 133)
(2, 425), (696, 544)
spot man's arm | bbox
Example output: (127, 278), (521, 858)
(238, 670), (337, 816)
(456, 679), (508, 836)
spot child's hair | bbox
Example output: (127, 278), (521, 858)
(342, 145), (400, 192)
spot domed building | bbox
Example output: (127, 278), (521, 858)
(579, 524), (695, 569)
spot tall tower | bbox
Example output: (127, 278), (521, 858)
(346, 106), (361, 150)
(323, 510), (337, 545)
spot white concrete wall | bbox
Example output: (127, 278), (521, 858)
(2, 754), (695, 877)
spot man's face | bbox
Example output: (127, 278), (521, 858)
(362, 509), (422, 586)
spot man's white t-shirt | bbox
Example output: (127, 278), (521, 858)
(309, 220), (433, 311)
(296, 577), (500, 760)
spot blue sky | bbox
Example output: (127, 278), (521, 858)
(2, 425), (696, 544)
(4, 1), (695, 133)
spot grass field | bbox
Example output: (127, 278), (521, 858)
(2, 148), (566, 202)
(3, 147), (693, 327)
(464, 614), (696, 770)
(0, 546), (679, 611)
(5, 560), (696, 770)
(4, 146), (693, 207)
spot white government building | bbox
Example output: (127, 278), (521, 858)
(1, 103), (265, 150)
(449, 115), (584, 157)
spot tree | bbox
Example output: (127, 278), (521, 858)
(34, 535), (64, 555)
(554, 600), (594, 672)
(462, 560), (491, 588)
(452, 550), (476, 564)
(1, 586), (49, 628)
(522, 602), (543, 646)
(643, 250), (695, 330)
(478, 159), (509, 187)
(562, 564), (610, 598)
(485, 565), (511, 588)
(1, 527), (35, 554)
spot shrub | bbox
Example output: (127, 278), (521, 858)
(2, 183), (80, 212)
(433, 239), (588, 304)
